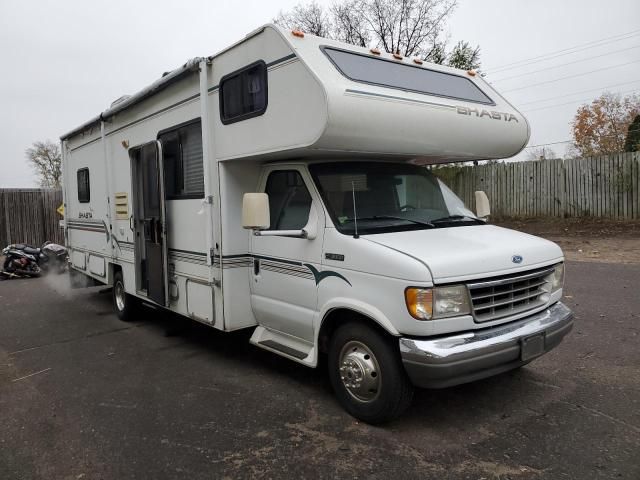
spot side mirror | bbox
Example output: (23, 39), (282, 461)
(242, 193), (270, 230)
(301, 206), (318, 240)
(475, 191), (490, 219)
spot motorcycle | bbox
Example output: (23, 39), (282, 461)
(2, 246), (42, 277)
(1, 242), (68, 277)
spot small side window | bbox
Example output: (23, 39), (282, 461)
(77, 168), (90, 203)
(265, 171), (312, 230)
(219, 61), (268, 124)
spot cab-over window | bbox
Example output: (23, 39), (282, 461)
(219, 61), (268, 124)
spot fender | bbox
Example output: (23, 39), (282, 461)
(314, 297), (400, 340)
(306, 297), (400, 367)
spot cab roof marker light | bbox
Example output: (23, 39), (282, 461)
(370, 48), (381, 55)
(292, 29), (305, 38)
(467, 69), (477, 76)
(392, 52), (404, 60)
(413, 58), (424, 65)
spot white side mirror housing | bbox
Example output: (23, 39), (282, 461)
(475, 190), (491, 219)
(302, 205), (318, 240)
(242, 193), (270, 230)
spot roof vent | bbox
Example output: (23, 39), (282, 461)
(110, 95), (131, 107)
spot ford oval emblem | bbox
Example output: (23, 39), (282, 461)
(512, 255), (523, 264)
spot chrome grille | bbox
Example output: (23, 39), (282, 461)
(467, 266), (554, 323)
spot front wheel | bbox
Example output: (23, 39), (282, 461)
(113, 271), (138, 321)
(328, 322), (414, 424)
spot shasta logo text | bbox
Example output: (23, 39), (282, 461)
(457, 106), (519, 122)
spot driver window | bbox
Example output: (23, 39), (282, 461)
(265, 170), (312, 230)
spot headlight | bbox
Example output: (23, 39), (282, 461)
(550, 263), (564, 293)
(405, 285), (471, 320)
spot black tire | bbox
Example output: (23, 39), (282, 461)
(328, 321), (414, 424)
(113, 271), (138, 321)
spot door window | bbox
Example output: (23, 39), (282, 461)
(265, 170), (312, 230)
(77, 168), (90, 203)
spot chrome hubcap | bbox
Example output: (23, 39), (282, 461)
(115, 281), (125, 312)
(338, 341), (381, 402)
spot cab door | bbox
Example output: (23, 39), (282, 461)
(249, 167), (324, 343)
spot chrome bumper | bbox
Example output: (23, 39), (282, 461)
(399, 302), (573, 389)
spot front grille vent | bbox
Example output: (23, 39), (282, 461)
(467, 266), (553, 323)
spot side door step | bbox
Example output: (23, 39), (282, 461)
(250, 325), (315, 366)
(258, 340), (307, 359)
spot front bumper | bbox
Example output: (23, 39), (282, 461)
(399, 302), (573, 389)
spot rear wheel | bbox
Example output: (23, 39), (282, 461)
(113, 271), (138, 321)
(328, 322), (414, 424)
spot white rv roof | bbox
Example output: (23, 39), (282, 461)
(62, 24), (530, 163)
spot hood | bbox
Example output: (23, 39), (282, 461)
(364, 225), (563, 283)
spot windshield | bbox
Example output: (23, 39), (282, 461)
(309, 162), (479, 235)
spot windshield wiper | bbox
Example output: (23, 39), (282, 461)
(431, 214), (485, 225)
(363, 215), (435, 228)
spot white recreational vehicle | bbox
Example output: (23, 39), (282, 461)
(61, 24), (573, 423)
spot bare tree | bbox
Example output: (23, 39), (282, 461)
(330, 0), (370, 47)
(275, 0), (480, 68)
(525, 146), (557, 161)
(361, 0), (456, 58)
(275, 1), (332, 37)
(25, 140), (62, 188)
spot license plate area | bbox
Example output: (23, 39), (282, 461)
(521, 333), (545, 361)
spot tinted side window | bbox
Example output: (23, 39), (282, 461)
(220, 61), (268, 124)
(77, 168), (90, 203)
(265, 171), (312, 230)
(323, 47), (493, 105)
(159, 120), (204, 199)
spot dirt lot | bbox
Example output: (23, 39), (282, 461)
(496, 218), (640, 265)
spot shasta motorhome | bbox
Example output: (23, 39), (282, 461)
(61, 24), (573, 423)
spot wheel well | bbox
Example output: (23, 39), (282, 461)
(318, 308), (393, 354)
(108, 263), (122, 286)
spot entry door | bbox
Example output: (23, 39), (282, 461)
(249, 168), (324, 343)
(132, 141), (168, 306)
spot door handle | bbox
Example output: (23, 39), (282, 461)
(253, 259), (260, 276)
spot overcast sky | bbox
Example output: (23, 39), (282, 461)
(1, 0), (638, 187)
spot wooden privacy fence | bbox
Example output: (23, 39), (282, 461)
(0, 189), (63, 247)
(433, 152), (640, 219)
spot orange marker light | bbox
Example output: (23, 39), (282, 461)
(467, 69), (477, 76)
(405, 288), (433, 320)
(292, 29), (305, 38)
(413, 58), (423, 65)
(393, 52), (403, 60)
(370, 47), (381, 55)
